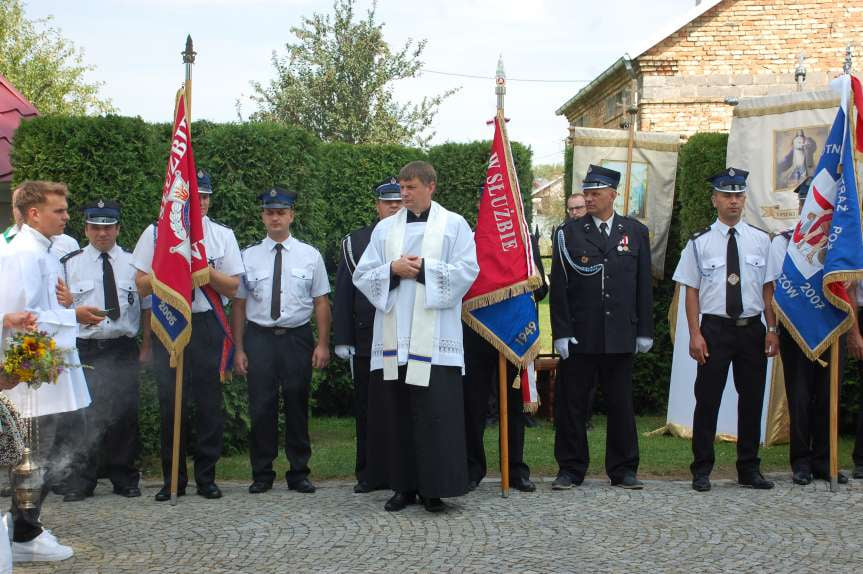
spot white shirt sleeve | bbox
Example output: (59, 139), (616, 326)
(766, 235), (788, 283)
(219, 229), (245, 277)
(310, 250), (330, 298)
(131, 226), (155, 274)
(672, 239), (701, 289)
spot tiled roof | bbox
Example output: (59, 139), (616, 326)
(0, 74), (38, 182)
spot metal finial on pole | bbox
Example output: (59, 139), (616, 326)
(495, 55), (506, 113)
(844, 45), (852, 75)
(795, 54), (807, 91)
(182, 35), (196, 65)
(182, 36), (195, 120)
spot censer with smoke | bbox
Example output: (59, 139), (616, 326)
(12, 391), (44, 509)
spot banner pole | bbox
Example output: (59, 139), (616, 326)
(623, 109), (635, 217)
(183, 35), (195, 119)
(170, 352), (184, 505)
(829, 341), (839, 492)
(498, 352), (510, 498)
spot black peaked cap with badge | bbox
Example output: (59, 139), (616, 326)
(707, 167), (748, 193)
(197, 169), (214, 194)
(582, 164), (621, 191)
(374, 177), (402, 201)
(258, 185), (297, 209)
(83, 199), (121, 225)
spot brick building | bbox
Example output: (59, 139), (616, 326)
(556, 0), (863, 138)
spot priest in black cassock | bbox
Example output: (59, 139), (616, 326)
(353, 161), (479, 513)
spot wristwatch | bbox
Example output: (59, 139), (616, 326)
(767, 325), (778, 333)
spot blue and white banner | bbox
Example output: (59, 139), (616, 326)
(774, 75), (863, 360)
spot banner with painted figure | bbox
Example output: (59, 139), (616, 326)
(570, 127), (680, 279)
(774, 75), (863, 360)
(150, 88), (209, 366)
(463, 113), (542, 411)
(726, 89), (839, 234)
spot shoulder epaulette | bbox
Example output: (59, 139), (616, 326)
(690, 226), (711, 240)
(59, 249), (83, 264)
(780, 229), (793, 240)
(749, 224), (770, 235)
(209, 219), (232, 230)
(242, 240), (263, 251)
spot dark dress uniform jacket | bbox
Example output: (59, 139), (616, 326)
(550, 214), (653, 354)
(334, 223), (376, 356)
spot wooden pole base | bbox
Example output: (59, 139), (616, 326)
(498, 352), (510, 498)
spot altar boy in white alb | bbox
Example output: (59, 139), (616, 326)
(353, 161), (479, 513)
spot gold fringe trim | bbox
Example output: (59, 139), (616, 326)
(192, 267), (211, 289)
(733, 97), (840, 119)
(571, 136), (680, 153)
(668, 283), (681, 342)
(462, 276), (541, 312)
(150, 273), (193, 368)
(643, 422), (737, 443)
(773, 298), (845, 365)
(461, 308), (540, 368)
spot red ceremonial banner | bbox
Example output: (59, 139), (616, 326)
(150, 88), (209, 365)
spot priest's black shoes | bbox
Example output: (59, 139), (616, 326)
(248, 481), (272, 494)
(511, 477), (536, 492)
(423, 497), (446, 513)
(813, 471), (848, 484)
(288, 478), (316, 493)
(792, 470), (812, 485)
(353, 481), (372, 494)
(155, 486), (185, 501)
(854, 465), (863, 479)
(611, 474), (643, 490)
(384, 491), (416, 512)
(113, 485), (142, 498)
(196, 483), (223, 499)
(738, 472), (774, 490)
(692, 475), (711, 492)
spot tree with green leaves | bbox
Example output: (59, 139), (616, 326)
(0, 0), (114, 115)
(250, 0), (454, 148)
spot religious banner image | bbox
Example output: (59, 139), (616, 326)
(570, 127), (680, 278)
(602, 159), (648, 220)
(726, 89), (838, 233)
(773, 125), (829, 192)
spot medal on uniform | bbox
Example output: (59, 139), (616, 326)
(727, 273), (740, 286)
(617, 235), (630, 253)
(581, 256), (589, 263)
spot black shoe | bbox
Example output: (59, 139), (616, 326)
(813, 471), (848, 484)
(62, 490), (87, 502)
(466, 480), (478, 492)
(384, 491), (417, 512)
(155, 485), (186, 501)
(523, 415), (538, 428)
(611, 475), (644, 490)
(423, 497), (446, 513)
(511, 477), (536, 492)
(353, 481), (372, 494)
(248, 481), (272, 494)
(692, 475), (711, 492)
(196, 483), (223, 499)
(854, 466), (863, 479)
(113, 485), (141, 498)
(552, 474), (578, 490)
(50, 484), (67, 496)
(792, 470), (813, 485)
(739, 473), (774, 490)
(288, 478), (316, 493)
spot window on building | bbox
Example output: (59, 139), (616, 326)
(573, 115), (586, 127)
(604, 87), (632, 122)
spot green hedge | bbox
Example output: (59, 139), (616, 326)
(11, 115), (535, 454)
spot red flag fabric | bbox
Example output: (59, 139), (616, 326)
(150, 88), (209, 365)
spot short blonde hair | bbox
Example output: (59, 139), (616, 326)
(13, 181), (68, 221)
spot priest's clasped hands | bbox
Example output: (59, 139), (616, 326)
(391, 255), (423, 279)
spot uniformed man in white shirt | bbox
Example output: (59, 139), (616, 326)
(62, 200), (150, 500)
(232, 186), (331, 495)
(133, 169), (244, 501)
(673, 168), (779, 493)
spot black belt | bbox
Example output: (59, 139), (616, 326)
(248, 322), (310, 336)
(76, 337), (136, 352)
(702, 314), (760, 327)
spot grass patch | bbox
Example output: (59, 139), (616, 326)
(142, 416), (859, 482)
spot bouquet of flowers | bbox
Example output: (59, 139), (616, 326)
(1, 330), (71, 390)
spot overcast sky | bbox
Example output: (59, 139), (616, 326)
(25, 0), (697, 166)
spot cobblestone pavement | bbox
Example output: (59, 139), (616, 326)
(13, 475), (863, 573)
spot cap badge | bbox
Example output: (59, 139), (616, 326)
(728, 168), (736, 177)
(97, 200), (104, 208)
(197, 169), (203, 178)
(270, 189), (277, 197)
(390, 177), (397, 185)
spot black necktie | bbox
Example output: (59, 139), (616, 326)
(100, 252), (121, 321)
(599, 222), (609, 250)
(726, 228), (743, 319)
(271, 244), (283, 321)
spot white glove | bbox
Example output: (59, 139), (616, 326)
(335, 345), (355, 360)
(635, 337), (653, 354)
(554, 337), (578, 360)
